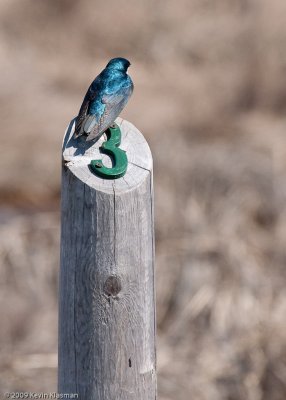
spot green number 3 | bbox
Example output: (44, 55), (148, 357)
(90, 124), (128, 179)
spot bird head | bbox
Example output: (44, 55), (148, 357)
(106, 57), (131, 72)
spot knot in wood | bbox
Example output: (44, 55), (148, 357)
(103, 275), (121, 297)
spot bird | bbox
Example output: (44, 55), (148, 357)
(74, 57), (133, 142)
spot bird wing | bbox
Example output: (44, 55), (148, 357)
(73, 82), (99, 138)
(85, 83), (133, 142)
(74, 96), (90, 138)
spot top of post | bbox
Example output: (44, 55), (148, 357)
(62, 118), (153, 194)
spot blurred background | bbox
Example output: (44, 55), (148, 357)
(1, 0), (286, 398)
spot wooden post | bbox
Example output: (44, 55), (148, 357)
(58, 118), (156, 399)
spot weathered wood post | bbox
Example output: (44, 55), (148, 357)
(58, 118), (156, 399)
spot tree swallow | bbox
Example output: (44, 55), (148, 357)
(74, 57), (134, 141)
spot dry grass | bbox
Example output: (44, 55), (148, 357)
(1, 0), (286, 398)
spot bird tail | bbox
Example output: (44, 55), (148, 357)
(74, 115), (99, 141)
(73, 127), (83, 139)
(73, 98), (90, 139)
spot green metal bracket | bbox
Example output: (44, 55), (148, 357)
(90, 124), (128, 179)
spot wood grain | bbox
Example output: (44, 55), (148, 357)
(58, 118), (156, 399)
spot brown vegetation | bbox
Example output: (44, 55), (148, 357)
(1, 0), (286, 398)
